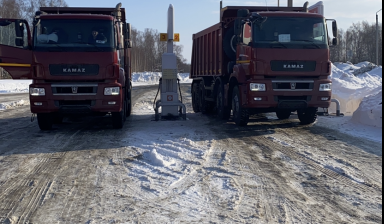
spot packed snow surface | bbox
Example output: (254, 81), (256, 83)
(0, 80), (32, 94)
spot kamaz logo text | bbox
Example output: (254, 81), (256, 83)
(63, 68), (86, 73)
(284, 64), (304, 69)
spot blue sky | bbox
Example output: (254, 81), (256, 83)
(64, 0), (382, 63)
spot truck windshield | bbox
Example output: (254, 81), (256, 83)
(253, 17), (328, 49)
(34, 19), (115, 52)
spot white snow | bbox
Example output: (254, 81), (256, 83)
(330, 62), (382, 116)
(0, 100), (29, 111)
(132, 72), (191, 86)
(351, 91), (382, 128)
(0, 80), (32, 94)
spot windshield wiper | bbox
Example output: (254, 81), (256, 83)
(47, 43), (64, 51)
(72, 41), (102, 52)
(270, 42), (287, 49)
(295, 40), (321, 49)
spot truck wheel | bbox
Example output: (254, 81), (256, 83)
(199, 82), (209, 114)
(37, 113), (53, 130)
(232, 86), (249, 126)
(216, 84), (230, 120)
(112, 100), (126, 129)
(223, 27), (236, 61)
(298, 107), (318, 125)
(126, 85), (132, 117)
(192, 83), (200, 113)
(276, 110), (292, 120)
(53, 114), (64, 124)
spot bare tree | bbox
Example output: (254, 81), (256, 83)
(331, 21), (382, 65)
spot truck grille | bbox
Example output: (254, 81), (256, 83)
(52, 84), (98, 96)
(275, 96), (312, 102)
(55, 100), (95, 106)
(272, 80), (314, 91)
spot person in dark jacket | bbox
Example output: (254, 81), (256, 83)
(88, 28), (107, 44)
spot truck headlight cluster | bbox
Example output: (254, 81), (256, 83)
(319, 83), (332, 91)
(104, 87), (120, 96)
(250, 83), (266, 92)
(30, 88), (45, 96)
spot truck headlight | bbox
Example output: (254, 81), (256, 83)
(319, 83), (332, 91)
(250, 83), (266, 92)
(30, 88), (45, 96)
(104, 87), (120, 96)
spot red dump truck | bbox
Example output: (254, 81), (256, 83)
(0, 3), (132, 130)
(190, 2), (338, 126)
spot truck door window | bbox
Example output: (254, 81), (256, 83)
(0, 21), (28, 48)
(243, 23), (252, 45)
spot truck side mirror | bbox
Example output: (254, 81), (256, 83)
(14, 20), (24, 46)
(332, 37), (339, 46)
(332, 21), (338, 38)
(126, 23), (131, 39)
(124, 23), (132, 48)
(234, 19), (242, 44)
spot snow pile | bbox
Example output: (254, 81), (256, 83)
(0, 100), (29, 111)
(351, 91), (382, 128)
(330, 62), (382, 115)
(132, 72), (191, 86)
(0, 80), (32, 94)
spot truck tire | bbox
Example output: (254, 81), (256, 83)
(112, 99), (126, 129)
(298, 107), (318, 125)
(126, 85), (132, 117)
(223, 27), (236, 61)
(276, 110), (292, 120)
(199, 82), (211, 114)
(216, 84), (230, 120)
(232, 86), (249, 126)
(37, 113), (53, 130)
(192, 83), (200, 113)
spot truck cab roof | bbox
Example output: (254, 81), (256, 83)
(220, 5), (311, 22)
(40, 14), (114, 20)
(39, 6), (126, 21)
(258, 11), (324, 18)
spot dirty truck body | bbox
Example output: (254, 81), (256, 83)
(190, 4), (338, 126)
(0, 4), (132, 130)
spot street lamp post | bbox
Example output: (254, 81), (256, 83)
(376, 9), (382, 66)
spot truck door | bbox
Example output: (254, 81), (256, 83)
(0, 19), (32, 79)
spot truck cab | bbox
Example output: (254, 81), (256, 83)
(0, 4), (133, 130)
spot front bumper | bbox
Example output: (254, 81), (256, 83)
(29, 83), (123, 114)
(239, 79), (332, 110)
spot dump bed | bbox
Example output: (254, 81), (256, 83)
(190, 5), (307, 79)
(39, 6), (126, 21)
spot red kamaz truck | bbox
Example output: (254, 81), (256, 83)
(190, 1), (338, 126)
(0, 3), (132, 130)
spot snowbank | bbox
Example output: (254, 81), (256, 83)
(352, 91), (382, 128)
(132, 72), (191, 86)
(330, 62), (382, 115)
(0, 80), (32, 94)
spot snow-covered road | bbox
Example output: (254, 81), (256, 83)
(0, 84), (382, 223)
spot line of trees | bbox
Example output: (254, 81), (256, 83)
(130, 27), (190, 73)
(330, 21), (382, 65)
